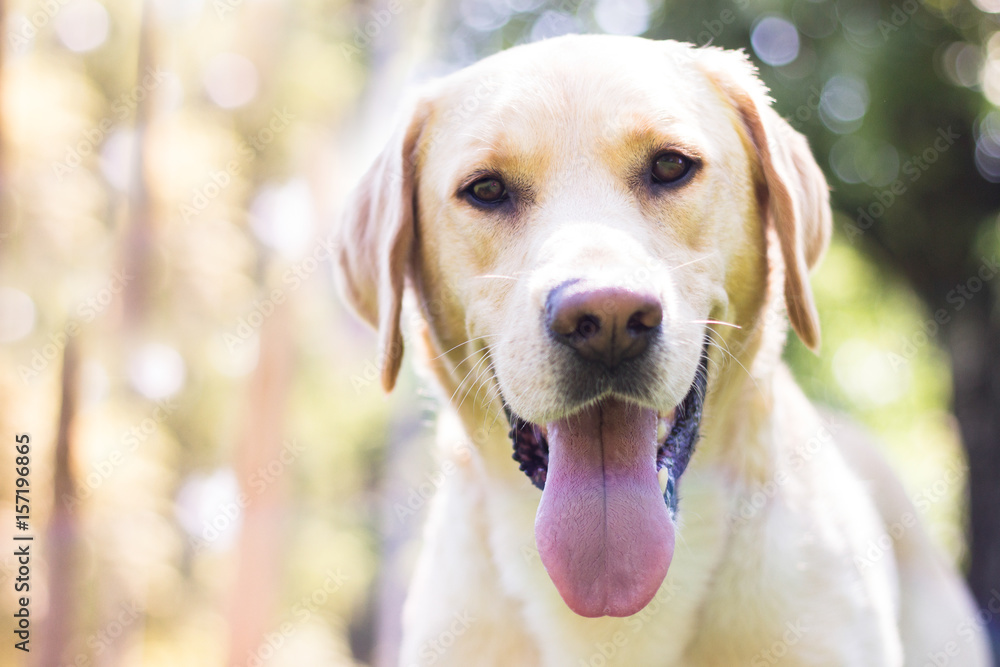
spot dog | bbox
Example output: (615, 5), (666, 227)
(335, 35), (992, 666)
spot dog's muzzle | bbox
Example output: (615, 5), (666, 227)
(507, 341), (709, 512)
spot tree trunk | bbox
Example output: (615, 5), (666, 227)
(225, 300), (293, 666)
(34, 339), (80, 667)
(121, 0), (157, 328)
(946, 293), (1000, 660)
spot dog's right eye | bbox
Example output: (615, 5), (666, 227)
(465, 177), (508, 206)
(650, 152), (693, 185)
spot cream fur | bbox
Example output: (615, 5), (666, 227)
(336, 35), (992, 667)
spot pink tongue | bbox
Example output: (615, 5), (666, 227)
(535, 399), (675, 618)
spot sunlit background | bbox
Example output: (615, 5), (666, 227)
(1, 0), (998, 665)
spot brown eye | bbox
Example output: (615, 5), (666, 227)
(467, 177), (507, 205)
(651, 152), (692, 184)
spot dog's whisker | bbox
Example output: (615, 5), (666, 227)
(469, 360), (498, 413)
(486, 402), (506, 435)
(445, 349), (484, 380)
(448, 343), (495, 374)
(455, 354), (492, 411)
(448, 350), (491, 407)
(474, 274), (517, 281)
(701, 335), (733, 367)
(458, 353), (497, 415)
(702, 325), (732, 351)
(690, 319), (741, 329)
(475, 364), (499, 411)
(431, 334), (500, 362)
(483, 384), (507, 434)
(461, 130), (501, 148)
(668, 251), (718, 273)
(702, 329), (763, 400)
(470, 356), (504, 432)
(479, 381), (499, 414)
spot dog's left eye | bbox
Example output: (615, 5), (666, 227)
(465, 177), (508, 206)
(650, 152), (693, 185)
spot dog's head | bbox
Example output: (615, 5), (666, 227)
(336, 35), (831, 618)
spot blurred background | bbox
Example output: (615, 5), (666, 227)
(0, 0), (998, 665)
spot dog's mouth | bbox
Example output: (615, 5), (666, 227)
(504, 345), (709, 618)
(507, 344), (709, 507)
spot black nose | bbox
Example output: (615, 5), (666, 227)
(546, 282), (663, 368)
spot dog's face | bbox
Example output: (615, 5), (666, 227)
(337, 36), (831, 618)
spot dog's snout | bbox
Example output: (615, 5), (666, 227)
(546, 283), (662, 367)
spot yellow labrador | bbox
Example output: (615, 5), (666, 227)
(336, 35), (991, 667)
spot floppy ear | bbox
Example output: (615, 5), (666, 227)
(698, 49), (832, 351)
(335, 99), (431, 391)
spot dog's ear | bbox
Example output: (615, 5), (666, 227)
(335, 98), (431, 391)
(697, 49), (832, 351)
